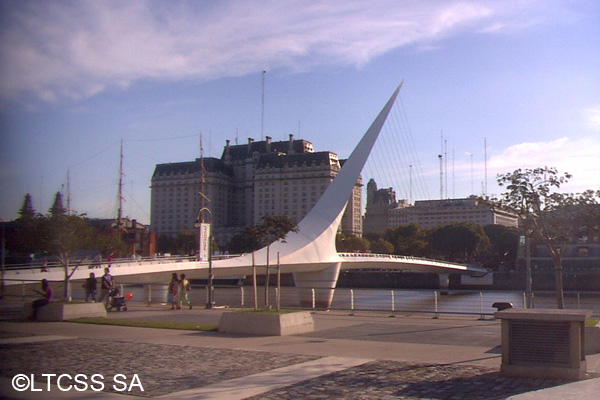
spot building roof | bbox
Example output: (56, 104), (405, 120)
(221, 137), (313, 161)
(152, 158), (233, 178)
(255, 151), (338, 169)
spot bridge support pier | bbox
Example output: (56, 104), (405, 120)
(438, 273), (450, 295)
(293, 262), (341, 309)
(143, 284), (152, 305)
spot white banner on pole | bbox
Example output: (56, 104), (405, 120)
(199, 223), (211, 261)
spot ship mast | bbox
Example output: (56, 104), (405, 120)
(66, 168), (71, 216)
(199, 134), (208, 222)
(117, 139), (124, 228)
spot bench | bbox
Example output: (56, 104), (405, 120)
(22, 302), (107, 322)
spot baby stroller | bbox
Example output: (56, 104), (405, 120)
(108, 288), (128, 311)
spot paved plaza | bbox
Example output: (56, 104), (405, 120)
(1, 300), (599, 399)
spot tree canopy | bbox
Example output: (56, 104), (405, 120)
(336, 233), (369, 253)
(428, 222), (490, 262)
(228, 215), (298, 254)
(496, 167), (600, 308)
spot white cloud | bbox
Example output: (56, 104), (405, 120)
(0, 0), (568, 103)
(488, 136), (600, 192)
(584, 105), (600, 131)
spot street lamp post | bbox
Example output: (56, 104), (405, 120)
(196, 207), (214, 309)
(1, 218), (5, 299)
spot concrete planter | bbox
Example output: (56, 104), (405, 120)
(585, 325), (600, 355)
(218, 311), (314, 336)
(22, 302), (107, 322)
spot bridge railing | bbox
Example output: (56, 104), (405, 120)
(1, 254), (248, 274)
(338, 253), (473, 268)
(2, 255), (200, 274)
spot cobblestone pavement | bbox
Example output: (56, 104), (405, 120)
(247, 361), (570, 400)
(0, 338), (318, 397)
(1, 337), (574, 399)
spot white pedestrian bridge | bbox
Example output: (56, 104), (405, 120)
(3, 252), (487, 307)
(2, 86), (488, 307)
(3, 252), (484, 285)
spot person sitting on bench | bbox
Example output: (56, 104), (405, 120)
(30, 279), (53, 321)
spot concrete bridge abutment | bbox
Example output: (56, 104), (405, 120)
(293, 262), (341, 309)
(438, 273), (450, 295)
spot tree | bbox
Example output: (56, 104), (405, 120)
(247, 215), (299, 247)
(157, 234), (175, 254)
(483, 224), (520, 270)
(336, 233), (370, 253)
(238, 215), (298, 308)
(38, 211), (96, 300)
(19, 193), (36, 220)
(428, 222), (489, 262)
(370, 238), (394, 254)
(496, 167), (600, 309)
(228, 232), (262, 254)
(49, 192), (66, 216)
(383, 224), (429, 257)
(10, 194), (42, 257)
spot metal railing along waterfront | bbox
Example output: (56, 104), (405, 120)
(12, 283), (596, 319)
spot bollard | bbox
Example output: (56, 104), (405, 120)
(311, 288), (315, 310)
(391, 290), (395, 316)
(240, 286), (244, 308)
(479, 292), (485, 320)
(350, 289), (355, 315)
(433, 291), (439, 319)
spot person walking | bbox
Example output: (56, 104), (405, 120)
(85, 272), (97, 302)
(178, 273), (192, 310)
(168, 272), (180, 310)
(98, 267), (114, 309)
(30, 279), (53, 321)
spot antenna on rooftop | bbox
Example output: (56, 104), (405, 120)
(444, 138), (448, 199)
(439, 130), (444, 199)
(409, 164), (413, 204)
(484, 137), (488, 198)
(452, 148), (455, 198)
(261, 71), (266, 141)
(438, 154), (443, 200)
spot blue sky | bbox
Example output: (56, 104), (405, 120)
(1, 0), (599, 224)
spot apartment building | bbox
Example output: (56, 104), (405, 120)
(151, 135), (362, 247)
(364, 178), (518, 233)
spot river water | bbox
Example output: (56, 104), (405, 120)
(70, 285), (600, 318)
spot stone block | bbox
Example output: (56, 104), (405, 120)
(22, 302), (107, 321)
(495, 308), (591, 380)
(585, 325), (600, 355)
(218, 311), (314, 336)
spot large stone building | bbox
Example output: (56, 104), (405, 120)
(151, 135), (362, 247)
(363, 178), (518, 234)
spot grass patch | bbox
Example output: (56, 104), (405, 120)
(68, 317), (218, 331)
(235, 308), (301, 314)
(586, 319), (599, 327)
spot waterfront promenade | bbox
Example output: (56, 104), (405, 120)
(1, 299), (599, 399)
